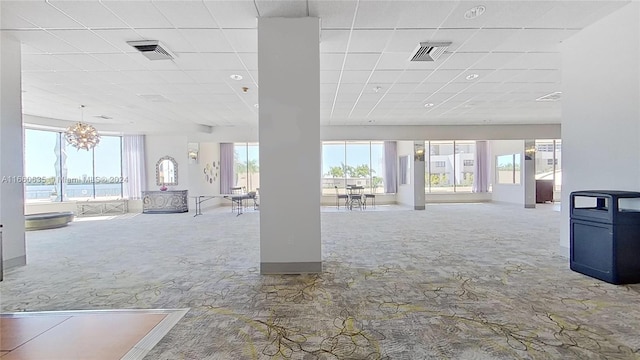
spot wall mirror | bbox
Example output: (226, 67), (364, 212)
(156, 156), (178, 186)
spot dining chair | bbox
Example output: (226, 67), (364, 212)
(364, 192), (376, 209)
(349, 186), (364, 210)
(334, 186), (349, 209)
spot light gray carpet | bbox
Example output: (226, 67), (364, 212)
(2, 204), (639, 359)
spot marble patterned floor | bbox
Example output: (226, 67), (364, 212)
(1, 204), (639, 359)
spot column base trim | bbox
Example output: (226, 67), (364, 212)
(4, 255), (26, 270)
(524, 204), (536, 209)
(414, 205), (425, 210)
(261, 262), (322, 274)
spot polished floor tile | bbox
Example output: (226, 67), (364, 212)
(0, 310), (187, 360)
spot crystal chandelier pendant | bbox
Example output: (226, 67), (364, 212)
(65, 105), (100, 151)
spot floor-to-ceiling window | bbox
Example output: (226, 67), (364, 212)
(24, 128), (123, 202)
(535, 139), (562, 193)
(233, 142), (259, 192)
(321, 141), (385, 195)
(425, 140), (477, 193)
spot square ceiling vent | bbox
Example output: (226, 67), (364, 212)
(127, 40), (176, 61)
(410, 42), (452, 61)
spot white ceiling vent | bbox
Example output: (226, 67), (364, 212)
(410, 42), (452, 61)
(127, 40), (176, 61)
(536, 92), (562, 102)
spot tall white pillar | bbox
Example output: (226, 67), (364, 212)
(0, 33), (26, 271)
(560, 3), (640, 255)
(413, 141), (425, 210)
(524, 140), (536, 209)
(258, 17), (321, 274)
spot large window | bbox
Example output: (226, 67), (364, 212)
(535, 139), (562, 192)
(496, 154), (521, 184)
(234, 143), (259, 192)
(322, 141), (385, 195)
(425, 140), (477, 193)
(24, 128), (122, 202)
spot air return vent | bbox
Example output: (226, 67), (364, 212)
(410, 42), (452, 61)
(127, 40), (176, 60)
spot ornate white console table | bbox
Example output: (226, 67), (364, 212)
(142, 190), (188, 213)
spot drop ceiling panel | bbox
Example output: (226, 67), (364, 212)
(237, 53), (258, 71)
(0, 5), (37, 29)
(395, 70), (433, 83)
(99, 1), (174, 28)
(457, 29), (518, 53)
(439, 52), (487, 70)
(93, 54), (147, 71)
(47, 30), (121, 53)
(178, 29), (233, 53)
(473, 52), (522, 69)
(344, 53), (381, 71)
(22, 54), (80, 72)
(223, 29), (257, 53)
(340, 71), (372, 84)
(200, 53), (244, 70)
(424, 69), (464, 83)
(321, 71), (341, 84)
(173, 53), (208, 70)
(203, 1), (258, 29)
(153, 1), (218, 28)
(386, 29), (476, 53)
(154, 71), (196, 84)
(48, 1), (129, 29)
(310, 0), (358, 29)
(92, 29), (145, 53)
(368, 70), (403, 84)
(505, 53), (561, 70)
(509, 69), (559, 83)
(388, 83), (419, 94)
(3, 1), (83, 29)
(494, 29), (578, 53)
(255, 0), (308, 17)
(320, 30), (349, 53)
(321, 53), (347, 70)
(348, 30), (394, 52)
(479, 69), (522, 83)
(4, 30), (81, 54)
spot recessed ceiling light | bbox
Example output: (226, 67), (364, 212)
(230, 74), (243, 81)
(464, 5), (486, 19)
(465, 74), (479, 80)
(424, 103), (434, 108)
(373, 86), (382, 93)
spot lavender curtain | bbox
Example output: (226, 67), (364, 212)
(384, 141), (397, 193)
(473, 140), (489, 193)
(122, 135), (146, 199)
(220, 143), (234, 194)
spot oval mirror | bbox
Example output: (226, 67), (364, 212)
(156, 156), (178, 186)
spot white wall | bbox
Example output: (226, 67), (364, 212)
(490, 140), (525, 205)
(560, 3), (640, 253)
(1, 33), (26, 269)
(145, 135), (189, 193)
(187, 142), (222, 210)
(396, 141), (414, 206)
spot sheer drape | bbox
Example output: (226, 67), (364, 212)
(473, 140), (489, 193)
(122, 135), (146, 199)
(384, 141), (397, 193)
(220, 143), (234, 194)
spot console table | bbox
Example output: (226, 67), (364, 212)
(142, 190), (188, 213)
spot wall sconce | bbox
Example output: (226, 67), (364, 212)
(188, 142), (199, 164)
(414, 142), (425, 161)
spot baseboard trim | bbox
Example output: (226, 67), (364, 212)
(4, 255), (26, 270)
(261, 262), (322, 274)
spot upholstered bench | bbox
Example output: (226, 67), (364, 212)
(25, 212), (74, 231)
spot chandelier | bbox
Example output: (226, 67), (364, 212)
(65, 105), (100, 151)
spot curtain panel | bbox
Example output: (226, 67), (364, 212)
(122, 135), (146, 199)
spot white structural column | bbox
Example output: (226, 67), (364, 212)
(258, 18), (321, 274)
(523, 140), (536, 209)
(560, 3), (640, 255)
(0, 33), (26, 271)
(413, 141), (425, 210)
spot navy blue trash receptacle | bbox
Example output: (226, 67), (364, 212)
(570, 190), (640, 284)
